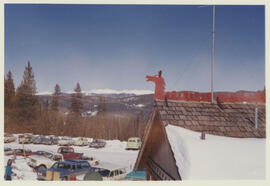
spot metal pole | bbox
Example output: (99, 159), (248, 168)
(22, 141), (26, 159)
(211, 5), (215, 103)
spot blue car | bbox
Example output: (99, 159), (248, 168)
(37, 160), (92, 181)
(125, 169), (147, 180)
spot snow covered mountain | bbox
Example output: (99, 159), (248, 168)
(36, 89), (153, 98)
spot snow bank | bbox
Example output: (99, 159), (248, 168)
(165, 124), (265, 180)
(4, 156), (36, 180)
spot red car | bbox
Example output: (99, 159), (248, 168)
(57, 146), (83, 160)
(5, 148), (35, 157)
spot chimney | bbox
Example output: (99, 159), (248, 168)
(255, 104), (258, 129)
(201, 131), (206, 140)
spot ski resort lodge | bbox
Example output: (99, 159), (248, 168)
(134, 73), (266, 180)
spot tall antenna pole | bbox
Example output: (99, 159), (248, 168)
(211, 5), (215, 103)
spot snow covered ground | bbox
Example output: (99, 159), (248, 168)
(165, 125), (265, 180)
(4, 136), (139, 181)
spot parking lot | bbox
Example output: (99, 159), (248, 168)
(4, 134), (139, 180)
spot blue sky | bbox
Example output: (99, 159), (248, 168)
(4, 4), (265, 93)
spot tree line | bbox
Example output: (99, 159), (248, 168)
(4, 61), (147, 140)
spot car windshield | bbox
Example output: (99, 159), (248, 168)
(58, 163), (71, 170)
(43, 152), (53, 158)
(98, 169), (110, 177)
(62, 137), (71, 140)
(81, 162), (90, 169)
(53, 155), (62, 161)
(61, 148), (73, 153)
(36, 151), (44, 155)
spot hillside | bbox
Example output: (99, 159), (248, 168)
(38, 93), (155, 119)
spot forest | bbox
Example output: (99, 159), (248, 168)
(4, 61), (148, 141)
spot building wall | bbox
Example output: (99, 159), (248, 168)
(138, 112), (181, 180)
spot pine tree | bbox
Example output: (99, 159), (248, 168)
(15, 61), (40, 121)
(97, 96), (107, 114)
(42, 98), (50, 135)
(4, 71), (15, 108)
(51, 84), (61, 111)
(69, 82), (83, 114)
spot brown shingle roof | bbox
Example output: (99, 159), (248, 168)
(156, 100), (266, 138)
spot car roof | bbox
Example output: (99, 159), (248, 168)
(125, 170), (146, 179)
(93, 162), (126, 171)
(59, 146), (73, 149)
(128, 137), (141, 140)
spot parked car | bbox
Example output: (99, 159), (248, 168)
(18, 135), (25, 143)
(126, 137), (142, 150)
(27, 150), (63, 172)
(33, 136), (45, 144)
(49, 136), (59, 145)
(37, 160), (92, 180)
(92, 162), (127, 180)
(4, 133), (17, 143)
(4, 147), (13, 155)
(5, 148), (35, 157)
(89, 139), (106, 149)
(18, 135), (33, 144)
(41, 137), (54, 145)
(58, 137), (74, 146)
(74, 137), (89, 146)
(124, 169), (147, 180)
(25, 133), (35, 141)
(57, 146), (84, 160)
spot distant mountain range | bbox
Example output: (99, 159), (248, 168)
(37, 90), (155, 119)
(36, 89), (153, 97)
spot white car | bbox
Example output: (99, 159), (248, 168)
(74, 137), (89, 146)
(92, 162), (127, 180)
(27, 151), (63, 172)
(4, 147), (13, 155)
(58, 137), (74, 146)
(4, 133), (17, 143)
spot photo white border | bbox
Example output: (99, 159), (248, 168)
(0, 0), (269, 186)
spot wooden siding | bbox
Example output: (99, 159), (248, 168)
(137, 111), (181, 180)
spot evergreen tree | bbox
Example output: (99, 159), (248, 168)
(69, 82), (83, 114)
(4, 71), (15, 108)
(51, 84), (61, 111)
(42, 98), (50, 135)
(97, 96), (107, 114)
(15, 61), (40, 121)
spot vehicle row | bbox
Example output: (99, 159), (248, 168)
(4, 133), (109, 148)
(37, 160), (129, 181)
(5, 133), (142, 150)
(5, 146), (130, 181)
(37, 160), (147, 181)
(5, 146), (99, 173)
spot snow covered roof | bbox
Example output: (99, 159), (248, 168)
(156, 100), (265, 138)
(165, 124), (265, 179)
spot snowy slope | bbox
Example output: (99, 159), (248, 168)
(165, 124), (265, 180)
